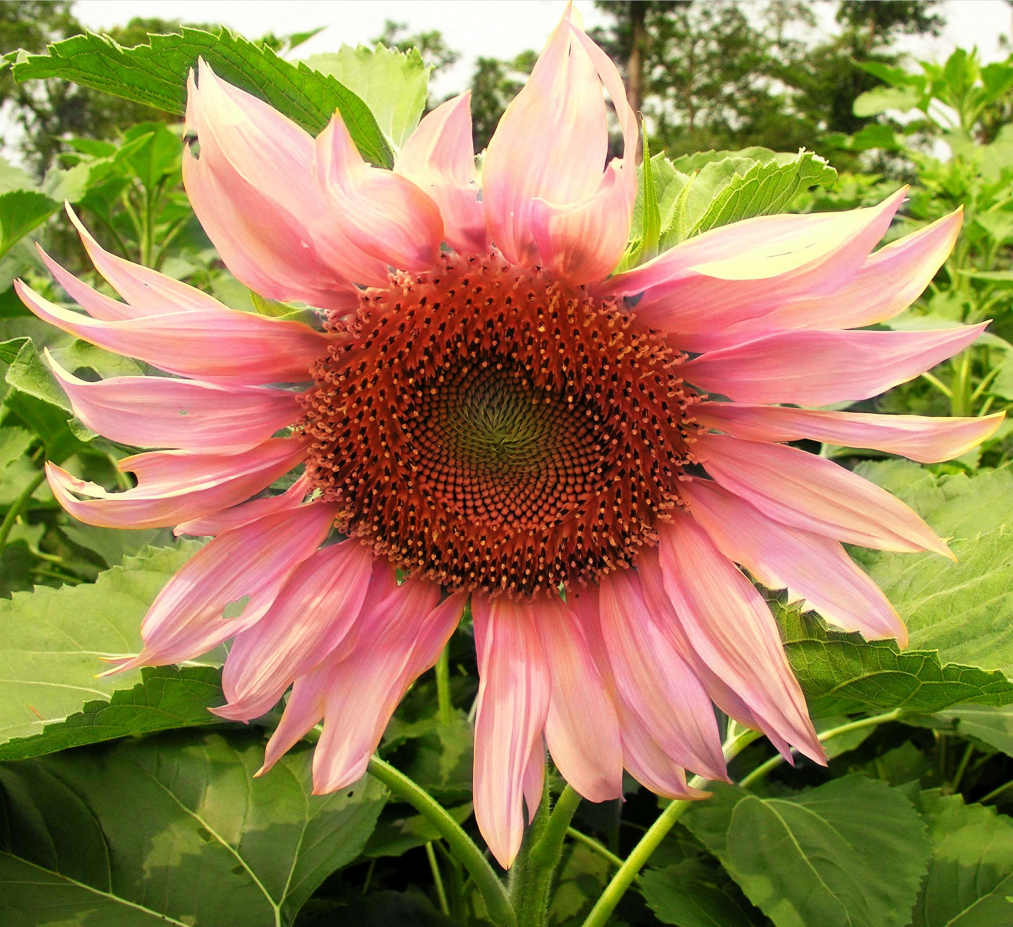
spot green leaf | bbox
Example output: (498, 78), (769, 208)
(13, 29), (393, 167)
(0, 190), (59, 258)
(0, 158), (37, 194)
(0, 542), (205, 748)
(683, 778), (931, 927)
(335, 891), (458, 926)
(911, 790), (1013, 927)
(0, 665), (226, 760)
(688, 151), (836, 238)
(362, 801), (472, 858)
(0, 730), (387, 926)
(776, 602), (1013, 716)
(641, 859), (768, 927)
(915, 703), (1013, 758)
(549, 843), (614, 927)
(853, 464), (1013, 675)
(305, 43), (430, 151)
(853, 85), (923, 117)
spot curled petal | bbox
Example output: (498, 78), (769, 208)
(108, 502), (337, 672)
(696, 433), (952, 558)
(395, 92), (485, 254)
(656, 512), (824, 763)
(683, 479), (906, 643)
(312, 577), (461, 793)
(598, 570), (727, 781)
(60, 206), (226, 316)
(17, 280), (332, 385)
(695, 402), (1004, 464)
(694, 209), (963, 350)
(175, 473), (311, 537)
(184, 61), (382, 308)
(217, 540), (374, 720)
(539, 595), (623, 802)
(483, 7), (637, 280)
(682, 324), (988, 406)
(46, 437), (306, 529)
(315, 112), (443, 271)
(472, 594), (551, 869)
(46, 350), (300, 453)
(604, 189), (906, 333)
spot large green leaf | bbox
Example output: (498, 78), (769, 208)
(0, 665), (225, 761)
(683, 778), (931, 927)
(911, 790), (1013, 927)
(305, 44), (430, 151)
(854, 464), (1013, 674)
(777, 601), (1013, 716)
(913, 703), (1013, 757)
(0, 730), (386, 927)
(0, 542), (204, 747)
(13, 29), (393, 167)
(0, 190), (59, 258)
(641, 859), (768, 927)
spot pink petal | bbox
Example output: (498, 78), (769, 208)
(17, 280), (332, 385)
(682, 324), (988, 405)
(61, 206), (226, 315)
(312, 577), (462, 793)
(108, 501), (337, 671)
(538, 594), (623, 802)
(695, 402), (1004, 464)
(216, 540), (374, 720)
(683, 479), (906, 643)
(46, 437), (306, 529)
(568, 584), (709, 799)
(46, 350), (300, 454)
(523, 737), (547, 822)
(635, 547), (790, 758)
(603, 189), (906, 334)
(598, 569), (727, 781)
(471, 594), (551, 869)
(395, 92), (485, 255)
(693, 209), (963, 351)
(315, 112), (443, 271)
(258, 662), (329, 776)
(656, 511), (824, 763)
(184, 62), (380, 309)
(696, 433), (952, 557)
(482, 8), (637, 280)
(174, 473), (311, 538)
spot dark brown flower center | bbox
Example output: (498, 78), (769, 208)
(299, 250), (699, 598)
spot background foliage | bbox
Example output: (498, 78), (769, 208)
(1, 1), (1013, 925)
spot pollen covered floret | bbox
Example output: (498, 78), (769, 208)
(300, 249), (700, 597)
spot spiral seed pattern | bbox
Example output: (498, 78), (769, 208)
(299, 249), (700, 598)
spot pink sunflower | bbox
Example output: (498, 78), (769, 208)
(17, 9), (1001, 868)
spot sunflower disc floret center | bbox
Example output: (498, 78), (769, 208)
(300, 249), (699, 598)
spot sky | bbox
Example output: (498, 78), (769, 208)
(70, 0), (1013, 98)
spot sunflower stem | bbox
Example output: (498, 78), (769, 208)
(580, 726), (761, 927)
(0, 468), (46, 559)
(366, 756), (515, 927)
(435, 645), (453, 724)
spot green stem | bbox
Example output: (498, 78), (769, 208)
(581, 727), (760, 927)
(435, 645), (453, 724)
(981, 778), (1013, 805)
(738, 709), (904, 790)
(530, 785), (582, 868)
(951, 349), (973, 417)
(366, 757), (515, 927)
(0, 469), (46, 558)
(426, 842), (450, 916)
(565, 828), (627, 875)
(951, 742), (975, 792)
(921, 370), (953, 399)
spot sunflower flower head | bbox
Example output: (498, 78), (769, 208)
(18, 6), (1002, 869)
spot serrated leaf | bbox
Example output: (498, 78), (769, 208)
(777, 603), (1013, 716)
(911, 790), (1013, 927)
(0, 730), (386, 926)
(13, 29), (393, 167)
(0, 158), (37, 195)
(914, 703), (1013, 758)
(641, 859), (768, 927)
(362, 801), (472, 858)
(688, 152), (836, 237)
(683, 778), (931, 927)
(0, 665), (226, 760)
(0, 542), (206, 748)
(0, 189), (59, 258)
(304, 43), (430, 151)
